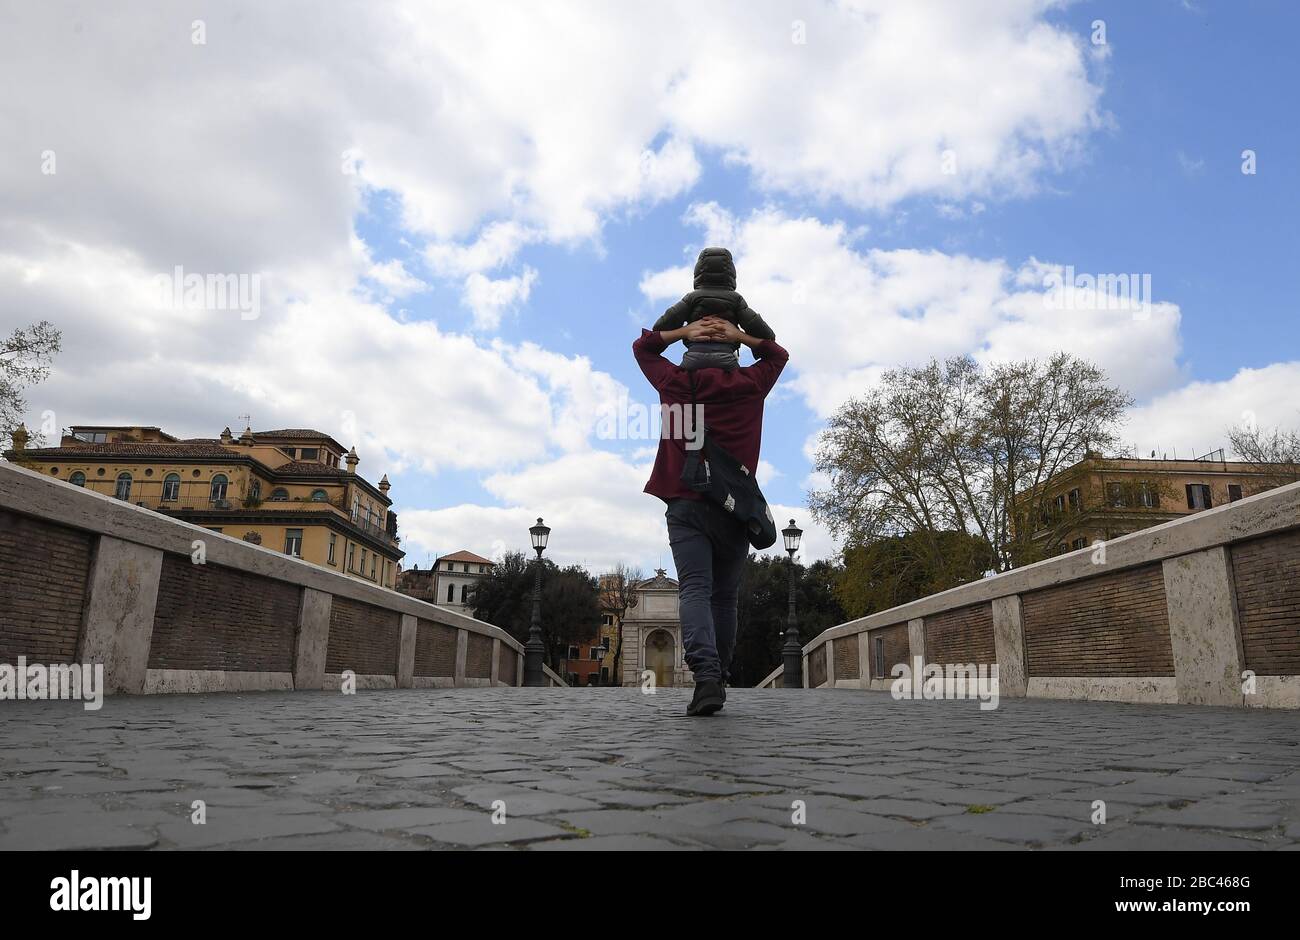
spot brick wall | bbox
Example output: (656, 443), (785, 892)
(326, 596), (400, 676)
(0, 511), (92, 664)
(833, 633), (860, 679)
(868, 623), (910, 679)
(498, 644), (517, 686)
(150, 554), (299, 671)
(1022, 563), (1174, 676)
(807, 643), (827, 687)
(413, 620), (458, 677)
(466, 631), (494, 679)
(1232, 529), (1300, 676)
(925, 602), (996, 665)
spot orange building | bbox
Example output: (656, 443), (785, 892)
(557, 635), (610, 687)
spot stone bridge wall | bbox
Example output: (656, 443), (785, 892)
(0, 462), (567, 693)
(760, 478), (1300, 708)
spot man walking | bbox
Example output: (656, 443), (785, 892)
(633, 315), (789, 715)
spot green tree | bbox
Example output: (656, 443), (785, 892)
(2, 321), (62, 446)
(836, 531), (996, 620)
(731, 555), (846, 687)
(809, 353), (1131, 571)
(468, 551), (601, 671)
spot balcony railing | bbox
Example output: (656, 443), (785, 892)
(349, 514), (400, 545)
(76, 482), (401, 547)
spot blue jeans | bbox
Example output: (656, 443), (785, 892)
(666, 498), (750, 683)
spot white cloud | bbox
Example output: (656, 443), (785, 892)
(662, 0), (1104, 210)
(987, 260), (1183, 397)
(756, 459), (782, 486)
(365, 258), (427, 301)
(1124, 362), (1300, 459)
(424, 221), (540, 279)
(353, 231), (427, 303)
(400, 451), (670, 573)
(0, 237), (615, 477)
(502, 343), (630, 455)
(463, 268), (538, 330)
(0, 1), (1106, 321)
(0, 1), (1113, 471)
(639, 264), (694, 305)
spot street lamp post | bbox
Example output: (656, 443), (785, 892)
(781, 518), (804, 689)
(523, 517), (550, 687)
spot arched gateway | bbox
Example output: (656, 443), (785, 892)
(644, 629), (676, 688)
(619, 568), (691, 688)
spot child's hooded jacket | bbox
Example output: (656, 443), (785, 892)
(652, 248), (776, 356)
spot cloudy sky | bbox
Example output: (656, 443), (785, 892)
(2, 1), (1297, 574)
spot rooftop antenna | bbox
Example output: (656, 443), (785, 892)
(237, 413), (251, 429)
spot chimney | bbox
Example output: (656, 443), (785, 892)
(345, 446), (359, 472)
(378, 473), (391, 496)
(239, 426), (254, 445)
(11, 423), (29, 451)
(220, 426), (234, 444)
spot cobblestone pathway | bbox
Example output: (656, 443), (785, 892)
(1, 688), (1297, 850)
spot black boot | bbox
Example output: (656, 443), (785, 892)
(687, 679), (725, 717)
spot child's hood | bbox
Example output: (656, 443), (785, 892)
(693, 247), (737, 291)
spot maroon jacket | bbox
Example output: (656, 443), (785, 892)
(633, 328), (789, 503)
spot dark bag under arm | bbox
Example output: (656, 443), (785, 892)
(679, 373), (778, 550)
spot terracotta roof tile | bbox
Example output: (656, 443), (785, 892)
(254, 429), (333, 439)
(20, 442), (235, 459)
(438, 550), (495, 565)
(274, 460), (349, 477)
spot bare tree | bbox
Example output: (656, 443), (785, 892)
(600, 563), (642, 686)
(810, 353), (1131, 576)
(1227, 419), (1300, 487)
(982, 354), (1132, 565)
(1, 321), (62, 447)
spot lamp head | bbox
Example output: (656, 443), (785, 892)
(782, 518), (802, 555)
(529, 517), (551, 553)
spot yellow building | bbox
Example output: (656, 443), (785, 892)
(5, 423), (404, 588)
(1021, 450), (1296, 554)
(597, 573), (637, 687)
(598, 610), (621, 686)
